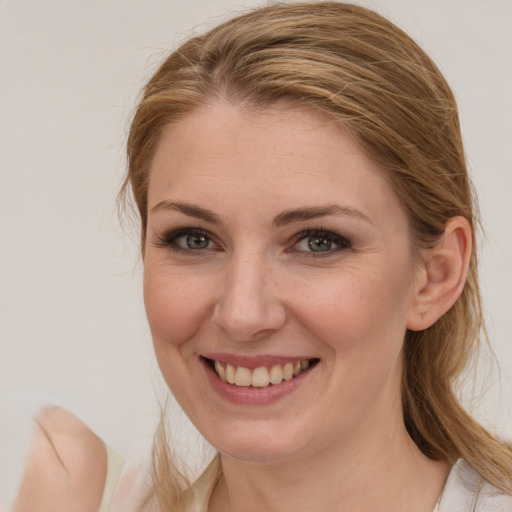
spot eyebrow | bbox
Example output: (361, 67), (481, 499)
(149, 201), (222, 224)
(272, 204), (372, 227)
(149, 201), (372, 227)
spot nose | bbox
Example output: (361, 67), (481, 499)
(212, 253), (286, 342)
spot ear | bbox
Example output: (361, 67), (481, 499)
(406, 216), (472, 331)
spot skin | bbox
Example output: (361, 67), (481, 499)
(12, 406), (107, 512)
(143, 99), (467, 512)
(12, 100), (471, 511)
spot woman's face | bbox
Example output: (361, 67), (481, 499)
(144, 101), (423, 465)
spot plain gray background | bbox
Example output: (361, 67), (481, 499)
(1, 0), (511, 507)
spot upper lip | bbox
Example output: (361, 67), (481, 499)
(202, 353), (316, 369)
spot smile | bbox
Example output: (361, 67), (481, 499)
(206, 358), (317, 388)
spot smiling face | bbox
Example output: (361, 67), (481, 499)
(143, 100), (423, 464)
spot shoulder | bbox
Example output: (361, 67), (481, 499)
(13, 405), (108, 512)
(440, 459), (512, 512)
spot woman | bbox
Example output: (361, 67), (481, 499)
(12, 2), (512, 511)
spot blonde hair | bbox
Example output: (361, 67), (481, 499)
(124, 2), (512, 508)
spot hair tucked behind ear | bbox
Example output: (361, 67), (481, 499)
(125, 2), (512, 508)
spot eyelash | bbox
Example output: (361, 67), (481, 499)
(153, 226), (352, 257)
(288, 228), (352, 257)
(153, 227), (218, 253)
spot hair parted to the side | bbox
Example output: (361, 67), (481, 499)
(123, 2), (512, 509)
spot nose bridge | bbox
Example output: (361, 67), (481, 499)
(213, 247), (285, 341)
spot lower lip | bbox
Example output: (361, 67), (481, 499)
(201, 359), (314, 406)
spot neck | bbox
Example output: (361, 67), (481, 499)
(208, 419), (449, 512)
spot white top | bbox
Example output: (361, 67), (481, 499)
(439, 459), (512, 511)
(100, 451), (512, 512)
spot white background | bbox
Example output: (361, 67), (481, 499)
(1, 0), (511, 507)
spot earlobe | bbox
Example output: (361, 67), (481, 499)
(406, 216), (472, 331)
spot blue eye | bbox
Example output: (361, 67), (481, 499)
(178, 233), (211, 250)
(293, 230), (350, 255)
(306, 236), (333, 252)
(155, 228), (216, 252)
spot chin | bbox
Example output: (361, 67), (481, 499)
(220, 444), (299, 466)
(208, 423), (308, 466)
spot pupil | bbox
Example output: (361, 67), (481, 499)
(308, 237), (332, 252)
(187, 234), (208, 249)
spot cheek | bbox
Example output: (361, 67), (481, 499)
(143, 266), (212, 350)
(292, 265), (413, 355)
(143, 267), (214, 406)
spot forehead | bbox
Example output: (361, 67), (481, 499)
(147, 100), (403, 226)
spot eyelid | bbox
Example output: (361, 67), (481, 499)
(288, 228), (351, 256)
(152, 226), (219, 252)
(151, 225), (351, 257)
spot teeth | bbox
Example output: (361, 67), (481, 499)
(269, 364), (283, 384)
(251, 367), (270, 387)
(226, 364), (236, 384)
(283, 362), (294, 381)
(214, 360), (226, 382)
(234, 366), (252, 386)
(213, 359), (312, 388)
